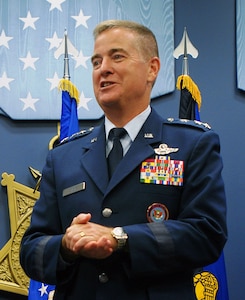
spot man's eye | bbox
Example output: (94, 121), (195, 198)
(92, 60), (101, 68)
(113, 54), (123, 60)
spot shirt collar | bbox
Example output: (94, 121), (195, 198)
(105, 106), (151, 141)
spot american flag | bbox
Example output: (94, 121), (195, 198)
(0, 0), (174, 120)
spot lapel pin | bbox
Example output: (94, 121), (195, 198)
(144, 133), (154, 138)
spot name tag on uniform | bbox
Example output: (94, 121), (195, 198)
(62, 182), (86, 197)
(140, 155), (184, 186)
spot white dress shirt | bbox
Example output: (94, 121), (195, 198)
(105, 106), (151, 157)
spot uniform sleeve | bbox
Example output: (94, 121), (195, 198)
(124, 130), (227, 278)
(20, 150), (76, 284)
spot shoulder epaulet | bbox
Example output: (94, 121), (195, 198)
(165, 118), (212, 130)
(58, 127), (94, 146)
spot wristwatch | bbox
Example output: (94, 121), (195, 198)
(111, 227), (128, 250)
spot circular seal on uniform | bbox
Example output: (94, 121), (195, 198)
(147, 203), (169, 223)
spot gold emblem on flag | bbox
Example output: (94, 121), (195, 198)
(193, 271), (218, 300)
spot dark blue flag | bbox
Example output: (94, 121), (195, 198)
(193, 252), (229, 300)
(177, 74), (229, 300)
(202, 252), (229, 300)
(177, 74), (201, 120)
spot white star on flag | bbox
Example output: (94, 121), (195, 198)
(47, 72), (61, 90)
(0, 72), (14, 90)
(47, 0), (66, 12)
(0, 30), (13, 48)
(19, 51), (39, 70)
(20, 92), (40, 111)
(72, 50), (91, 69)
(19, 11), (40, 30)
(78, 91), (92, 111)
(71, 9), (91, 28)
(38, 282), (49, 296)
(46, 32), (63, 50)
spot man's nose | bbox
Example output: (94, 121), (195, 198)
(100, 58), (113, 76)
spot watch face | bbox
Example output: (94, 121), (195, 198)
(114, 227), (123, 236)
(112, 227), (128, 249)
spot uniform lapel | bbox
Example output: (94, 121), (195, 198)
(81, 125), (109, 194)
(105, 109), (164, 194)
(81, 109), (165, 196)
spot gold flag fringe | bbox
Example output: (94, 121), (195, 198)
(58, 79), (80, 104)
(176, 75), (202, 111)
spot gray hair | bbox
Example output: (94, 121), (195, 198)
(93, 19), (159, 61)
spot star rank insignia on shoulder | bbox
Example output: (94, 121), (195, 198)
(166, 118), (211, 131)
(58, 127), (94, 146)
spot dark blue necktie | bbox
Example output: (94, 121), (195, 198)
(107, 128), (127, 178)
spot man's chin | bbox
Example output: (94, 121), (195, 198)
(98, 98), (119, 108)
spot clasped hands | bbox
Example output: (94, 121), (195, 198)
(61, 213), (117, 261)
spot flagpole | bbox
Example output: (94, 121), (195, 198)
(182, 28), (189, 75)
(63, 29), (70, 80)
(57, 29), (80, 142)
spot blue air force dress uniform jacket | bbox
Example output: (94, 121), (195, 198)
(20, 108), (227, 300)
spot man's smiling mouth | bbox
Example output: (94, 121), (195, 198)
(101, 81), (114, 88)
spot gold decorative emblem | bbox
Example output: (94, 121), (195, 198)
(193, 271), (218, 300)
(0, 172), (39, 296)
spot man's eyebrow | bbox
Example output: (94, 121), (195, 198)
(91, 54), (101, 63)
(110, 48), (126, 53)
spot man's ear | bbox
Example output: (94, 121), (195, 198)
(148, 57), (161, 84)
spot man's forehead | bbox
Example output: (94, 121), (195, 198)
(93, 33), (137, 54)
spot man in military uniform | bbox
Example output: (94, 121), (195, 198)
(20, 20), (227, 299)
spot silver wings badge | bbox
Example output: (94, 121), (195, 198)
(154, 143), (179, 155)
